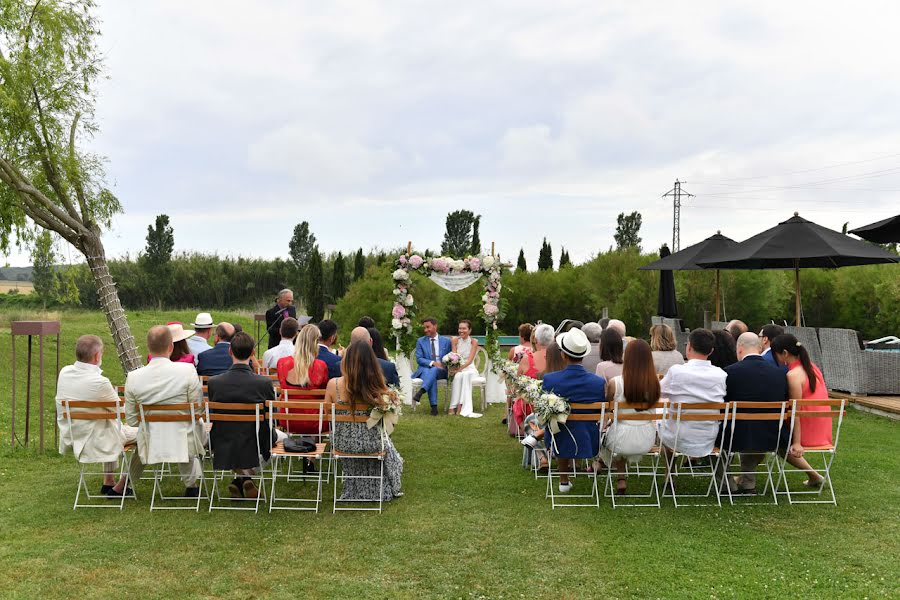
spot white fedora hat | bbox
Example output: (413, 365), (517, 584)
(556, 328), (590, 359)
(191, 312), (215, 329)
(168, 323), (195, 343)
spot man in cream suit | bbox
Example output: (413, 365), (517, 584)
(125, 325), (206, 497)
(56, 335), (138, 497)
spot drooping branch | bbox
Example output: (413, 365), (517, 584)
(30, 86), (81, 222)
(68, 112), (90, 220)
(0, 156), (87, 234)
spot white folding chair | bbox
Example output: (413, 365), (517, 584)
(267, 399), (328, 512)
(545, 402), (607, 509)
(205, 401), (268, 513)
(137, 402), (207, 512)
(661, 401), (729, 508)
(604, 402), (665, 509)
(721, 401), (790, 506)
(409, 352), (448, 412)
(60, 398), (136, 510)
(776, 398), (846, 505)
(331, 404), (386, 513)
(473, 347), (489, 411)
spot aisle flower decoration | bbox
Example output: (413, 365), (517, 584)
(368, 386), (404, 435)
(533, 393), (571, 434)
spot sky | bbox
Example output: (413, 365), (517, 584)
(6, 0), (900, 267)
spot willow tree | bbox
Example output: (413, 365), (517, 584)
(0, 1), (141, 371)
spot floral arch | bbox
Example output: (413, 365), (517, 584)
(389, 250), (506, 405)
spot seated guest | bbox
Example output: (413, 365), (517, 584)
(595, 327), (624, 380)
(187, 312), (215, 360)
(659, 329), (727, 462)
(168, 323), (196, 364)
(598, 317), (611, 330)
(263, 317), (300, 369)
(606, 319), (626, 337)
(720, 332), (789, 494)
(771, 334), (829, 487)
(513, 324), (553, 436)
(542, 328), (606, 493)
(208, 331), (276, 499)
(197, 323), (236, 376)
(556, 319), (584, 334)
(124, 326), (206, 497)
(317, 319), (343, 379)
(325, 341), (404, 501)
(759, 324), (786, 368)
(368, 327), (390, 361)
(276, 324), (329, 434)
(710, 329), (738, 369)
(351, 326), (399, 386)
(726, 319), (748, 340)
(581, 322), (603, 374)
(601, 339), (660, 494)
(56, 335), (138, 497)
(508, 323), (534, 362)
(358, 316), (376, 329)
(520, 340), (566, 470)
(650, 323), (684, 376)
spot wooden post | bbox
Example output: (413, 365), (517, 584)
(714, 269), (721, 322)
(407, 241), (412, 255)
(491, 241), (495, 256)
(795, 262), (801, 326)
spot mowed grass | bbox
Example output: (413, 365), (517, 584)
(0, 309), (898, 599)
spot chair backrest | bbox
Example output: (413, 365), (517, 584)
(565, 401), (609, 422)
(613, 402), (666, 421)
(267, 399), (330, 434)
(788, 398), (846, 449)
(474, 346), (489, 376)
(330, 402), (374, 424)
(137, 402), (199, 423)
(668, 401), (727, 421)
(258, 367), (278, 376)
(205, 401), (264, 423)
(264, 373), (280, 382)
(199, 375), (210, 384)
(283, 388), (327, 400)
(725, 400), (790, 451)
(60, 399), (123, 422)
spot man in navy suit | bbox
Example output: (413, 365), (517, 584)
(721, 332), (789, 493)
(541, 328), (606, 493)
(197, 322), (236, 376)
(317, 319), (343, 379)
(412, 317), (453, 416)
(759, 324), (787, 370)
(350, 327), (399, 386)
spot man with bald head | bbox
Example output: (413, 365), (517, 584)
(720, 331), (789, 494)
(123, 325), (205, 497)
(726, 319), (749, 341)
(197, 322), (237, 376)
(350, 326), (400, 386)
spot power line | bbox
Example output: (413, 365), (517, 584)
(692, 150), (900, 184)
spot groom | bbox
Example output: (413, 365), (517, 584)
(412, 317), (453, 416)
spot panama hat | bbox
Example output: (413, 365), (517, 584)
(168, 323), (195, 343)
(556, 327), (590, 359)
(191, 312), (215, 329)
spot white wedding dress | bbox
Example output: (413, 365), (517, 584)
(449, 337), (482, 418)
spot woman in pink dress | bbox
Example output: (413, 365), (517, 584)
(771, 334), (828, 487)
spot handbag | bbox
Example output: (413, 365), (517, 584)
(283, 436), (316, 453)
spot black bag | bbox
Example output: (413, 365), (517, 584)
(283, 436), (316, 453)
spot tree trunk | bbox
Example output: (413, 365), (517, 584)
(81, 233), (141, 373)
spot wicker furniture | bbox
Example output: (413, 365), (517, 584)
(818, 328), (900, 395)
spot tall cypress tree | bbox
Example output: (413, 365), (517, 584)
(537, 238), (553, 271)
(471, 216), (482, 255)
(306, 248), (325, 321)
(332, 252), (346, 299)
(353, 248), (365, 281)
(516, 248), (527, 272)
(559, 248), (571, 268)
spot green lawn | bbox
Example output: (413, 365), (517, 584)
(1, 309), (898, 599)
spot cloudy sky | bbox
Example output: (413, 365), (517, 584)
(8, 1), (899, 267)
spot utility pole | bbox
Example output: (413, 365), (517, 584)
(662, 180), (694, 252)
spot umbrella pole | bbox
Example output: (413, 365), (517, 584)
(715, 269), (721, 322)
(794, 263), (801, 326)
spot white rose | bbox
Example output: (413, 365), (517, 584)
(393, 288), (401, 295)
(392, 318), (403, 329)
(405, 295), (414, 306)
(482, 256), (495, 269)
(392, 269), (409, 281)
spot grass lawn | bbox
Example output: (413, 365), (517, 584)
(1, 309), (898, 599)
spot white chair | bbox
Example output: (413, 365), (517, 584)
(60, 398), (136, 510)
(545, 402), (607, 509)
(473, 347), (489, 411)
(661, 401), (729, 508)
(604, 402), (665, 509)
(409, 352), (448, 412)
(267, 399), (328, 513)
(331, 404), (386, 513)
(720, 401), (790, 506)
(776, 398), (846, 505)
(205, 401), (268, 513)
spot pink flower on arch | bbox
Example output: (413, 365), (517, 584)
(398, 255), (408, 266)
(484, 304), (499, 316)
(409, 255), (424, 269)
(431, 258), (449, 273)
(392, 304), (407, 319)
(468, 257), (482, 272)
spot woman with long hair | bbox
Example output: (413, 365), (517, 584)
(448, 320), (482, 417)
(771, 334), (828, 486)
(368, 327), (390, 361)
(276, 324), (329, 434)
(710, 329), (738, 369)
(600, 339), (661, 494)
(649, 323), (684, 376)
(325, 341), (404, 501)
(595, 327), (624, 380)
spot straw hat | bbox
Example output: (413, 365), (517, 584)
(191, 312), (215, 329)
(556, 328), (590, 359)
(168, 323), (195, 343)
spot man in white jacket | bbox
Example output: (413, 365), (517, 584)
(124, 325), (206, 497)
(56, 335), (138, 497)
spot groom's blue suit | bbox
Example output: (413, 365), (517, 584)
(412, 335), (453, 407)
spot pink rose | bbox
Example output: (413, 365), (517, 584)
(469, 257), (481, 271)
(484, 304), (499, 316)
(398, 255), (408, 266)
(392, 304), (406, 319)
(431, 258), (449, 273)
(409, 255), (424, 269)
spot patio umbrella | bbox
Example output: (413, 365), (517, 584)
(849, 214), (900, 244)
(656, 245), (678, 318)
(698, 213), (900, 325)
(639, 231), (739, 321)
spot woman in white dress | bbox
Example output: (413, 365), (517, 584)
(448, 320), (482, 418)
(600, 339), (660, 494)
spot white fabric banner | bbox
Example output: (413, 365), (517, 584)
(428, 271), (483, 292)
(395, 354), (414, 406)
(484, 358), (507, 404)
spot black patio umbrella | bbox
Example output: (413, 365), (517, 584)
(656, 245), (678, 318)
(849, 214), (900, 244)
(639, 231), (739, 321)
(698, 213), (900, 325)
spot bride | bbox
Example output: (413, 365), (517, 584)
(448, 319), (482, 418)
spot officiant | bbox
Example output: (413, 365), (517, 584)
(265, 289), (297, 350)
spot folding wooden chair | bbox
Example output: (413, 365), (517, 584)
(205, 402), (267, 513)
(776, 398), (846, 505)
(545, 402), (607, 509)
(662, 401), (729, 508)
(267, 400), (328, 512)
(721, 401), (790, 506)
(60, 398), (136, 510)
(604, 402), (665, 509)
(137, 402), (206, 511)
(280, 389), (331, 481)
(331, 404), (387, 513)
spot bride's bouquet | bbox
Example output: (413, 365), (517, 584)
(442, 352), (462, 370)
